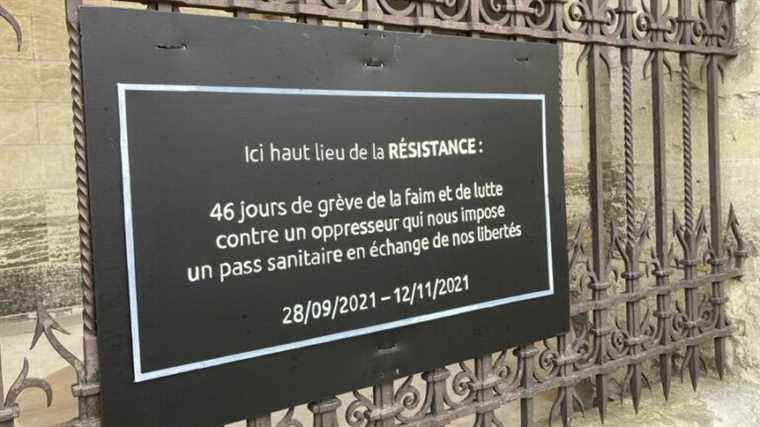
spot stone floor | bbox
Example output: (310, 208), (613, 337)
(2, 310), (759, 426)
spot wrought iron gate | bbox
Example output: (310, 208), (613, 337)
(0, 0), (750, 426)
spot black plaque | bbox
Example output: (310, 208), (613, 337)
(80, 7), (567, 426)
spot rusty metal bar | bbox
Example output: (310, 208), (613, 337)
(584, 0), (612, 420)
(611, 0), (649, 413)
(472, 355), (496, 426)
(246, 415), (272, 427)
(675, 0), (707, 392)
(309, 397), (341, 427)
(517, 345), (537, 427)
(705, 0), (729, 380)
(149, 1), (180, 11)
(370, 379), (395, 427)
(647, 0), (676, 404)
(64, 1), (102, 426)
(571, 269), (742, 315)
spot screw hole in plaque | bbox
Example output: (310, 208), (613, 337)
(155, 42), (188, 51)
(364, 57), (384, 68)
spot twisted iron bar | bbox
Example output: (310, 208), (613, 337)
(622, 63), (635, 242)
(65, 0), (102, 425)
(613, 33), (654, 404)
(681, 59), (694, 231)
(674, 0), (706, 392)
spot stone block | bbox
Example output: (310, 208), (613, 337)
(32, 8), (69, 61)
(45, 187), (77, 218)
(0, 145), (36, 189)
(37, 103), (73, 145)
(46, 216), (78, 265)
(0, 263), (80, 316)
(0, 145), (74, 190)
(0, 219), (49, 269)
(0, 102), (39, 145)
(0, 59), (41, 101)
(0, 189), (46, 225)
(35, 61), (70, 103)
(38, 144), (76, 190)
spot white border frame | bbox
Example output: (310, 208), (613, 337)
(117, 84), (554, 382)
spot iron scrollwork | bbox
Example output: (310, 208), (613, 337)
(0, 2), (21, 51)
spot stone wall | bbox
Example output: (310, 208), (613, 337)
(0, 0), (79, 315)
(721, 0), (760, 383)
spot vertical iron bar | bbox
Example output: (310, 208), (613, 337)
(247, 415), (272, 427)
(677, 0), (703, 391)
(427, 368), (449, 420)
(681, 55), (694, 233)
(370, 379), (395, 427)
(588, 41), (605, 280)
(473, 355), (495, 427)
(309, 397), (341, 427)
(149, 1), (178, 12)
(65, 1), (102, 425)
(616, 0), (648, 412)
(624, 47), (643, 416)
(468, 0), (480, 38)
(705, 0), (728, 379)
(300, 0), (322, 25)
(554, 58), (588, 418)
(649, 0), (674, 402)
(723, 0), (736, 47)
(362, 0), (383, 31)
(556, 334), (573, 427)
(517, 345), (538, 427)
(587, 39), (610, 426)
(622, 55), (636, 243)
(651, 3), (668, 298)
(419, 0), (434, 34)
